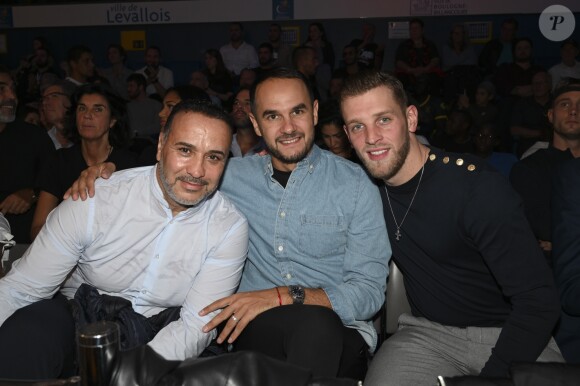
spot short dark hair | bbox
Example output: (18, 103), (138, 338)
(67, 45), (92, 64)
(502, 17), (519, 30)
(449, 108), (472, 128)
(409, 18), (424, 28)
(163, 99), (233, 141)
(340, 71), (408, 114)
(66, 83), (130, 147)
(292, 45), (316, 69)
(107, 44), (126, 61)
(146, 46), (161, 55)
(512, 37), (533, 54)
(249, 67), (315, 114)
(40, 78), (75, 100)
(259, 42), (274, 53)
(317, 99), (344, 128)
(230, 22), (243, 30)
(165, 85), (211, 106)
(127, 73), (147, 89)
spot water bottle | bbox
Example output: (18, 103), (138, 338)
(77, 321), (120, 386)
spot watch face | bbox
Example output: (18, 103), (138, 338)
(289, 285), (305, 304)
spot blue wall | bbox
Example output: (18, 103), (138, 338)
(1, 12), (578, 85)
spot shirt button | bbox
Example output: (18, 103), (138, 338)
(280, 212), (286, 218)
(141, 289), (147, 294)
(155, 254), (159, 259)
(278, 245), (284, 252)
(286, 274), (292, 279)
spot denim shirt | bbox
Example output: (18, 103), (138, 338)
(220, 145), (391, 351)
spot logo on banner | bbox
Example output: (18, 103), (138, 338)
(106, 3), (171, 24)
(539, 5), (575, 41)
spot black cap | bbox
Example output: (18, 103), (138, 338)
(552, 81), (580, 101)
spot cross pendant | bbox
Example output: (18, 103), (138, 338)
(395, 229), (401, 241)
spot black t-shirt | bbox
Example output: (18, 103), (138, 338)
(38, 145), (137, 201)
(0, 120), (55, 243)
(509, 147), (573, 242)
(381, 147), (559, 376)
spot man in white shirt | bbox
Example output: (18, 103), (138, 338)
(0, 100), (248, 380)
(135, 46), (174, 98)
(220, 22), (259, 76)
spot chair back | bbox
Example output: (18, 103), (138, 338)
(385, 259), (412, 335)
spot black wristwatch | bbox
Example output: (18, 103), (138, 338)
(288, 285), (305, 304)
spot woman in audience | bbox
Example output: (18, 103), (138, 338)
(30, 83), (136, 240)
(305, 22), (335, 101)
(441, 24), (480, 103)
(441, 24), (477, 71)
(202, 49), (233, 104)
(137, 84), (211, 166)
(316, 99), (360, 164)
(305, 22), (335, 68)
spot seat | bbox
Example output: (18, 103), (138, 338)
(385, 259), (411, 335)
(1, 244), (30, 276)
(375, 259), (412, 346)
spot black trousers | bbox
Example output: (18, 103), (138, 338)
(0, 294), (76, 379)
(234, 304), (368, 380)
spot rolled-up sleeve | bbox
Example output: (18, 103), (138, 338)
(323, 174), (390, 324)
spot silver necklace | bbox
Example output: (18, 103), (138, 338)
(384, 164), (425, 241)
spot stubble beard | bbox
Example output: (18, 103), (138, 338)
(362, 130), (411, 182)
(158, 160), (215, 208)
(266, 133), (314, 166)
(555, 123), (580, 141)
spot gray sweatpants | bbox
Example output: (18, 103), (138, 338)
(365, 313), (563, 386)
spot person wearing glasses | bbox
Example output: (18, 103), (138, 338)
(40, 79), (75, 149)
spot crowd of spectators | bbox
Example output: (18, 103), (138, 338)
(0, 17), (579, 382)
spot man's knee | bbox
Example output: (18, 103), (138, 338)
(293, 305), (343, 335)
(0, 296), (76, 379)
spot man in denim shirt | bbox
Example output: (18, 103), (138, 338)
(65, 69), (390, 379)
(201, 68), (390, 379)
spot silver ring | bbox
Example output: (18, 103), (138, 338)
(231, 315), (238, 322)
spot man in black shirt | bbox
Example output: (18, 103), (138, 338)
(0, 67), (54, 243)
(510, 83), (580, 262)
(340, 71), (563, 385)
(552, 157), (580, 364)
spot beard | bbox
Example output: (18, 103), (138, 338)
(233, 115), (251, 129)
(361, 130), (411, 182)
(265, 133), (314, 166)
(555, 125), (580, 141)
(158, 159), (215, 208)
(0, 100), (17, 124)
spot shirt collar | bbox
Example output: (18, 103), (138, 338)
(262, 144), (322, 176)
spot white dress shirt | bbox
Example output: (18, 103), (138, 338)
(220, 42), (259, 75)
(0, 166), (248, 360)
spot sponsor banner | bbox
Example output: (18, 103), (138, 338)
(11, 1), (270, 28)
(411, 0), (468, 16)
